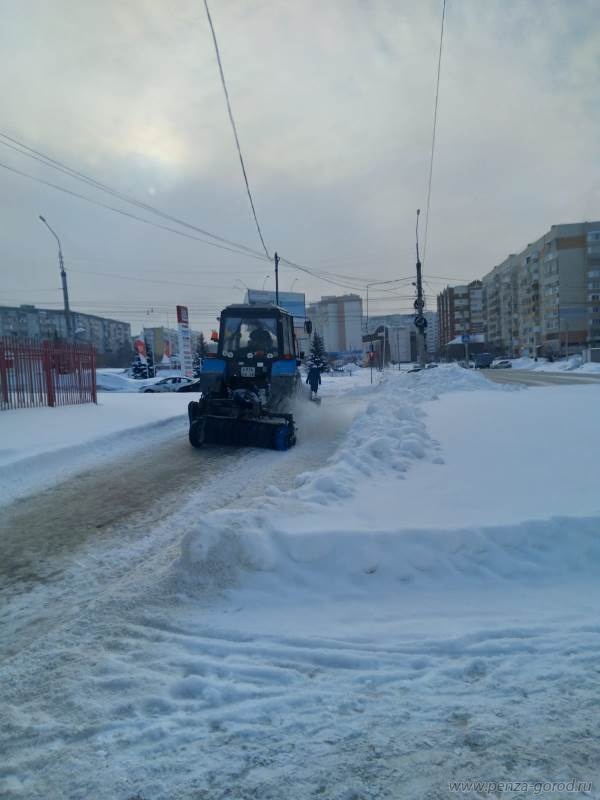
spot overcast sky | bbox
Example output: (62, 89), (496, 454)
(0, 0), (598, 333)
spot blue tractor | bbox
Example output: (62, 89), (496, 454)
(188, 304), (306, 451)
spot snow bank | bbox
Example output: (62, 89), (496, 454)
(286, 365), (514, 506)
(181, 510), (600, 597)
(511, 355), (600, 373)
(96, 368), (183, 392)
(179, 364), (600, 600)
(179, 365), (524, 591)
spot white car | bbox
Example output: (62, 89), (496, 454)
(141, 376), (194, 393)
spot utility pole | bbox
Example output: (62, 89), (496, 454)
(39, 215), (72, 340)
(413, 209), (427, 367)
(274, 252), (280, 306)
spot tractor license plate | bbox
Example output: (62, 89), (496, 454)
(241, 367), (255, 377)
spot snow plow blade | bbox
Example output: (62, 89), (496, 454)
(188, 399), (296, 451)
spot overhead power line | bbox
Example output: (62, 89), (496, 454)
(0, 136), (404, 292)
(0, 131), (268, 262)
(422, 0), (447, 267)
(0, 159), (274, 264)
(203, 0), (270, 259)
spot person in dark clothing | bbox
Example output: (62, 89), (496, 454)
(306, 363), (322, 399)
(248, 324), (275, 353)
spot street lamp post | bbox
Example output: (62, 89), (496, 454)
(39, 215), (72, 340)
(234, 278), (249, 300)
(262, 274), (271, 290)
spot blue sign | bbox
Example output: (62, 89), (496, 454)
(246, 290), (306, 325)
(461, 334), (470, 343)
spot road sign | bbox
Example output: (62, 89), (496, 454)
(461, 334), (470, 343)
(414, 298), (425, 311)
(414, 315), (428, 330)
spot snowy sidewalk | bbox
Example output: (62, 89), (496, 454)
(0, 393), (192, 505)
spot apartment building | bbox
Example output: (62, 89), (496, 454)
(482, 255), (520, 356)
(587, 229), (600, 347)
(436, 281), (484, 352)
(0, 304), (132, 365)
(307, 294), (363, 354)
(482, 222), (600, 356)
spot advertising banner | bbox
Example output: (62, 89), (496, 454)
(134, 335), (147, 363)
(176, 305), (194, 377)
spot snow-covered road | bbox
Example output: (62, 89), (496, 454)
(2, 367), (600, 799)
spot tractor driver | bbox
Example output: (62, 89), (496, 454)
(248, 323), (275, 353)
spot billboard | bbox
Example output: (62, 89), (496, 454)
(176, 305), (194, 377)
(245, 290), (306, 325)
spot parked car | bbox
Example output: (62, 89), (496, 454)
(141, 376), (195, 393)
(176, 378), (203, 393)
(491, 359), (512, 369)
(473, 352), (494, 369)
(425, 363), (438, 369)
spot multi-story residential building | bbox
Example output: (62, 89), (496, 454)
(586, 229), (600, 348)
(436, 281), (484, 353)
(482, 255), (520, 356)
(0, 304), (132, 366)
(307, 294), (363, 354)
(482, 222), (600, 357)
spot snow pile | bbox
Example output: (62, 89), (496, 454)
(179, 365), (517, 588)
(511, 355), (600, 373)
(289, 366), (513, 505)
(96, 368), (183, 392)
(181, 511), (600, 597)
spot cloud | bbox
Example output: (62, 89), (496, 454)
(0, 0), (597, 330)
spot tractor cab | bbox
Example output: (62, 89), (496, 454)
(216, 304), (297, 386)
(198, 304), (299, 399)
(189, 303), (301, 450)
(218, 304), (296, 357)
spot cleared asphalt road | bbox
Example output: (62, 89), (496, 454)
(484, 368), (600, 386)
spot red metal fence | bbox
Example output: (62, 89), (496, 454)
(0, 337), (97, 411)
